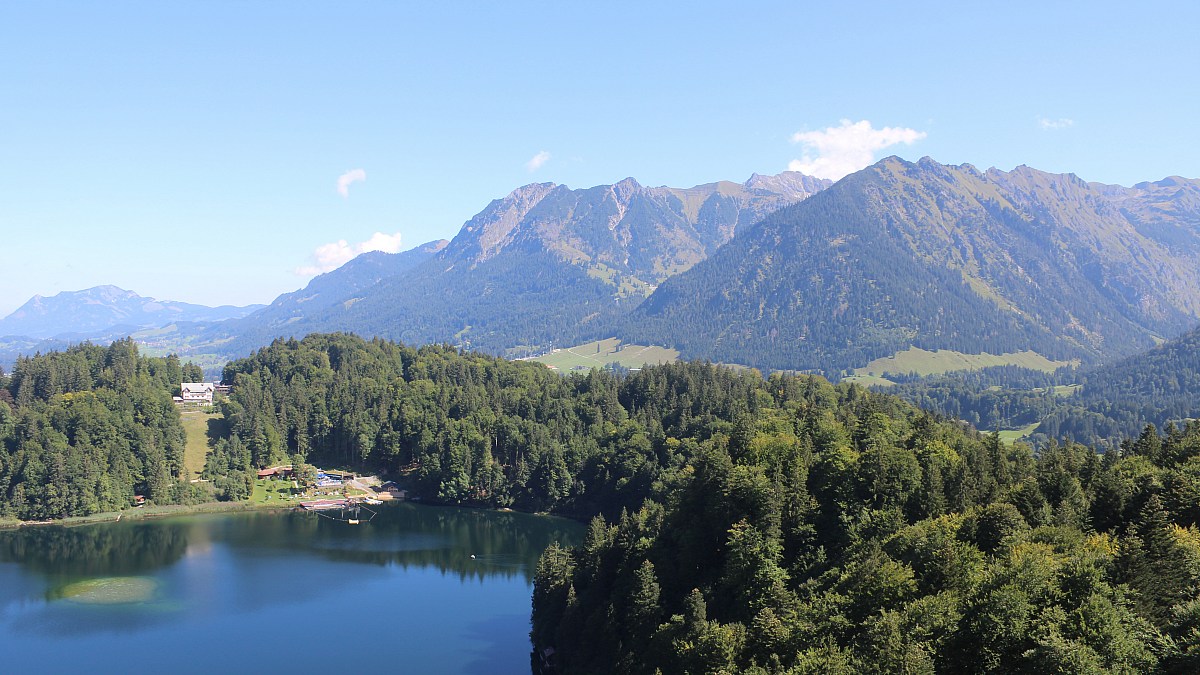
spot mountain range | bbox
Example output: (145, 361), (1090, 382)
(625, 157), (1200, 373)
(181, 170), (831, 357)
(3, 159), (1198, 383)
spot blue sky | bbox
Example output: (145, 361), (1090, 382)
(2, 1), (1197, 317)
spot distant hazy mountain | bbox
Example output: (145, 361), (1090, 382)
(187, 238), (449, 357)
(195, 171), (830, 358)
(270, 239), (450, 317)
(0, 285), (264, 340)
(622, 157), (1200, 373)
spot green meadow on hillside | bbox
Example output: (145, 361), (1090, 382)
(850, 346), (1074, 380)
(529, 337), (679, 372)
(179, 410), (214, 481)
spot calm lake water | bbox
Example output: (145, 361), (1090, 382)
(0, 503), (582, 674)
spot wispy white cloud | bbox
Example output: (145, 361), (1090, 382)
(788, 119), (927, 180)
(336, 168), (367, 198)
(525, 150), (551, 172)
(1037, 116), (1074, 130)
(295, 231), (403, 276)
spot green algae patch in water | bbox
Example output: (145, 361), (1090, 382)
(52, 577), (158, 604)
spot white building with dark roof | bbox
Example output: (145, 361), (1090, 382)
(178, 382), (215, 405)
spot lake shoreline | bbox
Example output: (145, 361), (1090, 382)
(0, 493), (579, 531)
(0, 499), (294, 530)
(0, 468), (392, 530)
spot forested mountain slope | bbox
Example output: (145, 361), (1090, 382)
(1037, 323), (1200, 442)
(882, 324), (1200, 449)
(624, 157), (1200, 375)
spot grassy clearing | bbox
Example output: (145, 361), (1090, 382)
(252, 478), (302, 505)
(530, 338), (679, 372)
(1029, 384), (1082, 397)
(998, 422), (1040, 445)
(841, 373), (897, 388)
(852, 347), (1076, 379)
(585, 264), (655, 297)
(180, 409), (221, 481)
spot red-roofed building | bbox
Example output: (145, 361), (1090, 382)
(257, 465), (294, 479)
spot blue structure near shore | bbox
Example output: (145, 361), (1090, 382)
(314, 472), (343, 488)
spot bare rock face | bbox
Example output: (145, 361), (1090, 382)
(744, 170), (831, 201)
(450, 182), (560, 262)
(441, 171), (832, 294)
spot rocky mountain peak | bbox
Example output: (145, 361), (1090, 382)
(450, 183), (560, 260)
(612, 177), (642, 203)
(415, 239), (450, 254)
(744, 170), (831, 199)
(1136, 176), (1191, 190)
(502, 182), (559, 207)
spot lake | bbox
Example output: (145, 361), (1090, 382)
(0, 503), (582, 674)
